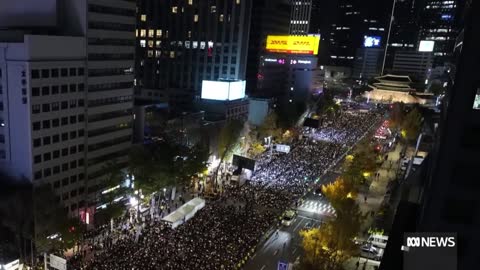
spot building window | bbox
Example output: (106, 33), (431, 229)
(31, 70), (40, 79)
(194, 14), (199, 22)
(188, 0), (193, 5)
(61, 85), (68, 93)
(32, 87), (40, 96)
(78, 68), (84, 76)
(148, 40), (154, 48)
(42, 69), (50, 78)
(52, 134), (59, 143)
(148, 30), (154, 38)
(52, 86), (59, 94)
(43, 136), (51, 145)
(42, 104), (50, 112)
(140, 40), (146, 47)
(51, 69), (59, 78)
(140, 29), (146, 37)
(140, 14), (146, 21)
(156, 30), (162, 38)
(42, 120), (50, 129)
(61, 68), (68, 77)
(42, 86), (50, 96)
(172, 6), (178, 13)
(70, 68), (77, 76)
(33, 138), (41, 147)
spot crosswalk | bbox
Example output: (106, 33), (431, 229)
(298, 200), (336, 216)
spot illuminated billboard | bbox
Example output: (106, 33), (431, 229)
(266, 35), (320, 55)
(201, 80), (246, 101)
(364, 36), (381, 48)
(419, 40), (435, 52)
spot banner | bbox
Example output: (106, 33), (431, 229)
(266, 35), (320, 55)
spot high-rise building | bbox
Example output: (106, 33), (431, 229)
(390, 0), (422, 50)
(246, 0), (290, 93)
(0, 0), (136, 216)
(135, 0), (252, 110)
(289, 0), (313, 34)
(392, 51), (433, 81)
(0, 35), (87, 215)
(384, 0), (423, 72)
(352, 47), (384, 80)
(419, 0), (465, 66)
(329, 0), (388, 67)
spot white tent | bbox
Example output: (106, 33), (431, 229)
(162, 197), (205, 229)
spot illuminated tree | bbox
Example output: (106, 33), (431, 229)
(300, 199), (363, 270)
(321, 178), (356, 210)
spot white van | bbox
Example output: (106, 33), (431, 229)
(368, 234), (389, 249)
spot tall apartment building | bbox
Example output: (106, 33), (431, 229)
(0, 0), (136, 216)
(419, 0), (465, 66)
(135, 0), (252, 110)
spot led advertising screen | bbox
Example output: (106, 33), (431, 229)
(266, 35), (320, 55)
(364, 36), (381, 48)
(419, 40), (435, 52)
(201, 80), (246, 101)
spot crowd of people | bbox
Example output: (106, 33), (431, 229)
(305, 111), (382, 145)
(69, 109), (382, 270)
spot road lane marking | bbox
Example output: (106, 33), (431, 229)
(260, 265), (266, 270)
(293, 218), (304, 232)
(292, 247), (297, 254)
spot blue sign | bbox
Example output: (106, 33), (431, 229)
(364, 36), (381, 48)
(278, 261), (289, 270)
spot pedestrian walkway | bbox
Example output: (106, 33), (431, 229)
(357, 143), (402, 238)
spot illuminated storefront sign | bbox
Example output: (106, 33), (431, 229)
(266, 35), (320, 55)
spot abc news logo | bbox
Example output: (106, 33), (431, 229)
(406, 236), (456, 248)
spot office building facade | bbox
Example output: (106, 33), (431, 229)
(352, 47), (384, 80)
(329, 0), (388, 67)
(0, 35), (87, 215)
(135, 0), (252, 106)
(0, 0), (136, 216)
(246, 0), (290, 93)
(419, 0), (465, 66)
(392, 51), (433, 81)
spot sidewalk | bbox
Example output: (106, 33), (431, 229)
(357, 143), (402, 238)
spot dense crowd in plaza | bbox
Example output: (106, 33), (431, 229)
(70, 109), (382, 270)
